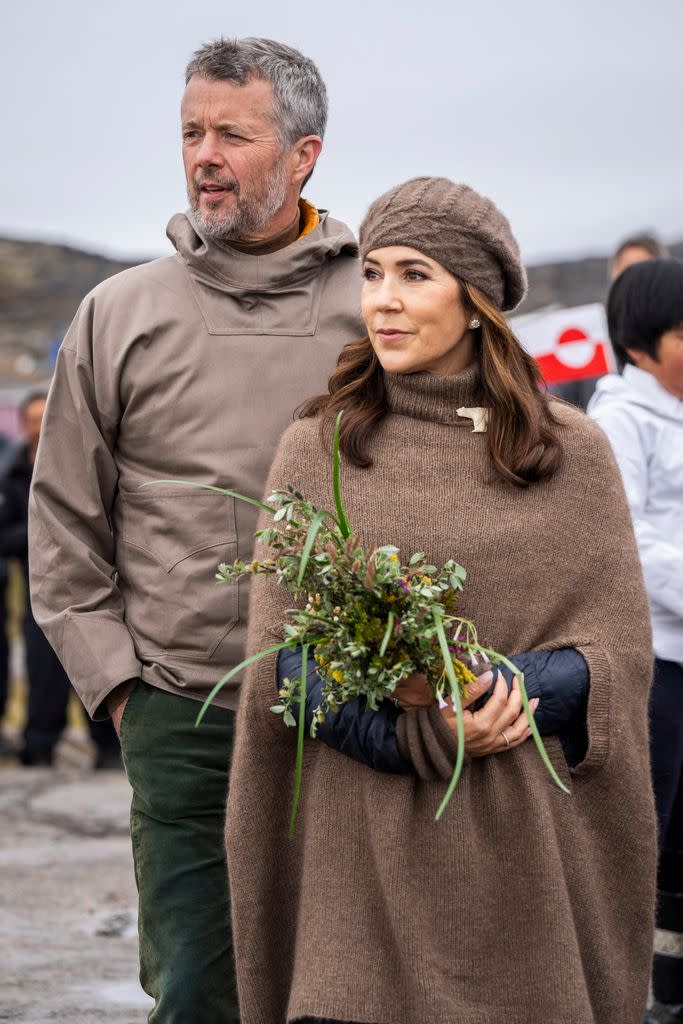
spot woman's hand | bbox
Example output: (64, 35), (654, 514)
(391, 673), (434, 710)
(441, 671), (539, 756)
(392, 667), (503, 713)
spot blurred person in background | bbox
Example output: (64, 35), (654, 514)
(28, 36), (362, 1023)
(0, 391), (120, 767)
(611, 234), (671, 281)
(551, 232), (669, 409)
(589, 259), (683, 1024)
(0, 429), (17, 757)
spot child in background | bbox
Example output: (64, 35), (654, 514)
(589, 258), (683, 1024)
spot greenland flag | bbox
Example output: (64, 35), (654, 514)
(512, 303), (615, 385)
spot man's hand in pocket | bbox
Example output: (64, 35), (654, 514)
(107, 680), (138, 737)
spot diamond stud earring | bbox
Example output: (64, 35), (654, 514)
(469, 318), (481, 329)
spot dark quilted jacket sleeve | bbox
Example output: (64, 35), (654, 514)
(277, 646), (412, 774)
(278, 646), (589, 775)
(490, 648), (589, 766)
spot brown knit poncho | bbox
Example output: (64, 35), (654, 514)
(226, 364), (657, 1024)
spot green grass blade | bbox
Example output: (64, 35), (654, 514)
(141, 479), (273, 513)
(195, 640), (294, 726)
(379, 611), (395, 658)
(289, 644), (309, 837)
(297, 509), (339, 586)
(332, 411), (352, 539)
(455, 641), (571, 796)
(433, 609), (466, 820)
(494, 651), (571, 796)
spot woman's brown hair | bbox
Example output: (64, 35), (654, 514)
(300, 281), (563, 487)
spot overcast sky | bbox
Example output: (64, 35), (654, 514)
(3, 0), (681, 264)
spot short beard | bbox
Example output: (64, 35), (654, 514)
(189, 158), (291, 242)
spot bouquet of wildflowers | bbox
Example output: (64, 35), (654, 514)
(150, 414), (567, 829)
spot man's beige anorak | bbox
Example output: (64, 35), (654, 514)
(28, 209), (362, 717)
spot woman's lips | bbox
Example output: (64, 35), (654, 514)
(376, 330), (409, 344)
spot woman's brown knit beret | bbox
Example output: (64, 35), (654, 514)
(359, 176), (527, 312)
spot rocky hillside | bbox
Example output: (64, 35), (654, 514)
(523, 240), (683, 312)
(0, 237), (140, 384)
(1, 233), (681, 386)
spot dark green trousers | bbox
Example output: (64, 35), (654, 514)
(120, 681), (239, 1023)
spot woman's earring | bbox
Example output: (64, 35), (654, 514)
(469, 318), (481, 329)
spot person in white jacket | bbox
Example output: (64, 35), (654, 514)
(588, 257), (683, 1023)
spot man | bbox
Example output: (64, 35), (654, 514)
(551, 232), (669, 409)
(0, 393), (120, 766)
(29, 37), (362, 1022)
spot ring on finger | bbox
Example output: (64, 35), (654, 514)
(500, 730), (510, 748)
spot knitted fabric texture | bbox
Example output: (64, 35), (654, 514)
(359, 176), (527, 311)
(227, 367), (657, 1024)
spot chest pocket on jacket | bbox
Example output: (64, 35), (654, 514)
(116, 489), (238, 660)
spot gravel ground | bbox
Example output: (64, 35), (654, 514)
(0, 751), (152, 1023)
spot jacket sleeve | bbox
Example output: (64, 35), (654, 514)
(591, 403), (683, 619)
(397, 648), (590, 779)
(280, 645), (589, 778)
(28, 303), (142, 719)
(278, 646), (412, 774)
(487, 649), (589, 767)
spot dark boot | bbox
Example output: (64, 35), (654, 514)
(645, 1004), (683, 1023)
(652, 850), (683, 1020)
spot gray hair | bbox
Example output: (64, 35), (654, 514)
(185, 37), (328, 151)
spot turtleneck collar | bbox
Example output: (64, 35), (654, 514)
(383, 361), (485, 427)
(220, 209), (301, 256)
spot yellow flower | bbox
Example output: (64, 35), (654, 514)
(452, 659), (477, 692)
(331, 669), (344, 683)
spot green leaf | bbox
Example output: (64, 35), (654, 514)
(297, 509), (341, 586)
(495, 651), (571, 796)
(333, 411), (352, 540)
(289, 644), (309, 837)
(141, 479), (273, 514)
(409, 551), (426, 565)
(194, 640), (294, 727)
(379, 611), (395, 658)
(433, 608), (466, 821)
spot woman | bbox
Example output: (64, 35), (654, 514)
(227, 177), (656, 1024)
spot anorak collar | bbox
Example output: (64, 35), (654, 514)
(166, 205), (357, 293)
(383, 361), (485, 427)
